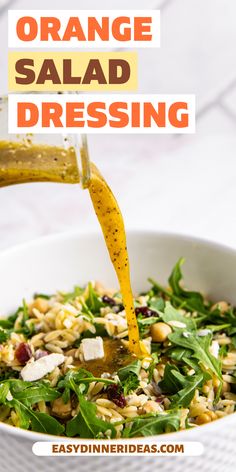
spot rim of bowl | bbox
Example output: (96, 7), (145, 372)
(0, 228), (235, 442)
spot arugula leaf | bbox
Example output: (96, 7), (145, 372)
(0, 329), (9, 343)
(117, 360), (141, 395)
(162, 302), (196, 331)
(0, 382), (9, 403)
(121, 375), (140, 395)
(58, 369), (116, 402)
(22, 299), (29, 323)
(86, 283), (104, 314)
(62, 285), (83, 303)
(170, 371), (210, 407)
(137, 316), (159, 337)
(159, 364), (182, 394)
(31, 411), (64, 435)
(33, 293), (51, 300)
(117, 360), (141, 382)
(13, 383), (60, 406)
(168, 259), (207, 313)
(149, 297), (165, 313)
(74, 323), (107, 346)
(13, 399), (30, 429)
(66, 395), (115, 438)
(0, 319), (14, 329)
(11, 398), (64, 434)
(167, 346), (192, 361)
(149, 260), (208, 317)
(122, 411), (180, 437)
(168, 331), (222, 381)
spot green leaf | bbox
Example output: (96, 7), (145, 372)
(0, 319), (14, 329)
(31, 411), (64, 435)
(122, 412), (180, 438)
(162, 301), (196, 331)
(117, 360), (141, 382)
(149, 297), (165, 313)
(13, 383), (60, 406)
(168, 331), (222, 381)
(0, 382), (9, 403)
(158, 364), (182, 394)
(22, 299), (29, 323)
(58, 368), (116, 401)
(170, 372), (209, 407)
(33, 293), (51, 300)
(66, 395), (115, 438)
(168, 259), (207, 313)
(62, 285), (83, 303)
(167, 346), (192, 361)
(0, 329), (9, 343)
(13, 400), (30, 429)
(11, 399), (64, 434)
(117, 360), (141, 395)
(86, 283), (104, 314)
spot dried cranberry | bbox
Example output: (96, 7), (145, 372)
(155, 395), (165, 404)
(35, 349), (49, 360)
(107, 384), (126, 408)
(15, 342), (32, 364)
(102, 295), (116, 306)
(135, 306), (157, 318)
(102, 295), (124, 312)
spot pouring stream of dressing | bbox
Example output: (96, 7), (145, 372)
(88, 163), (142, 356)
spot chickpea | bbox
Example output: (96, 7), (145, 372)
(150, 322), (172, 342)
(207, 411), (217, 421)
(52, 397), (72, 419)
(211, 301), (229, 313)
(195, 413), (212, 425)
(32, 297), (49, 314)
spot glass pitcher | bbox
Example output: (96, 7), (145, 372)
(0, 96), (90, 188)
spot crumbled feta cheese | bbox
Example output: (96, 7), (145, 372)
(20, 353), (65, 381)
(209, 340), (219, 359)
(81, 337), (104, 361)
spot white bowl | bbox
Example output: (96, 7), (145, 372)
(0, 230), (235, 471)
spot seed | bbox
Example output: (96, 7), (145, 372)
(15, 342), (32, 364)
(135, 306), (157, 318)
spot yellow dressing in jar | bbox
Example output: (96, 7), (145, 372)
(0, 141), (80, 187)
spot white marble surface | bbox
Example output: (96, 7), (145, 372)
(0, 0), (236, 252)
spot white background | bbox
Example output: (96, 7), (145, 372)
(0, 0), (236, 251)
